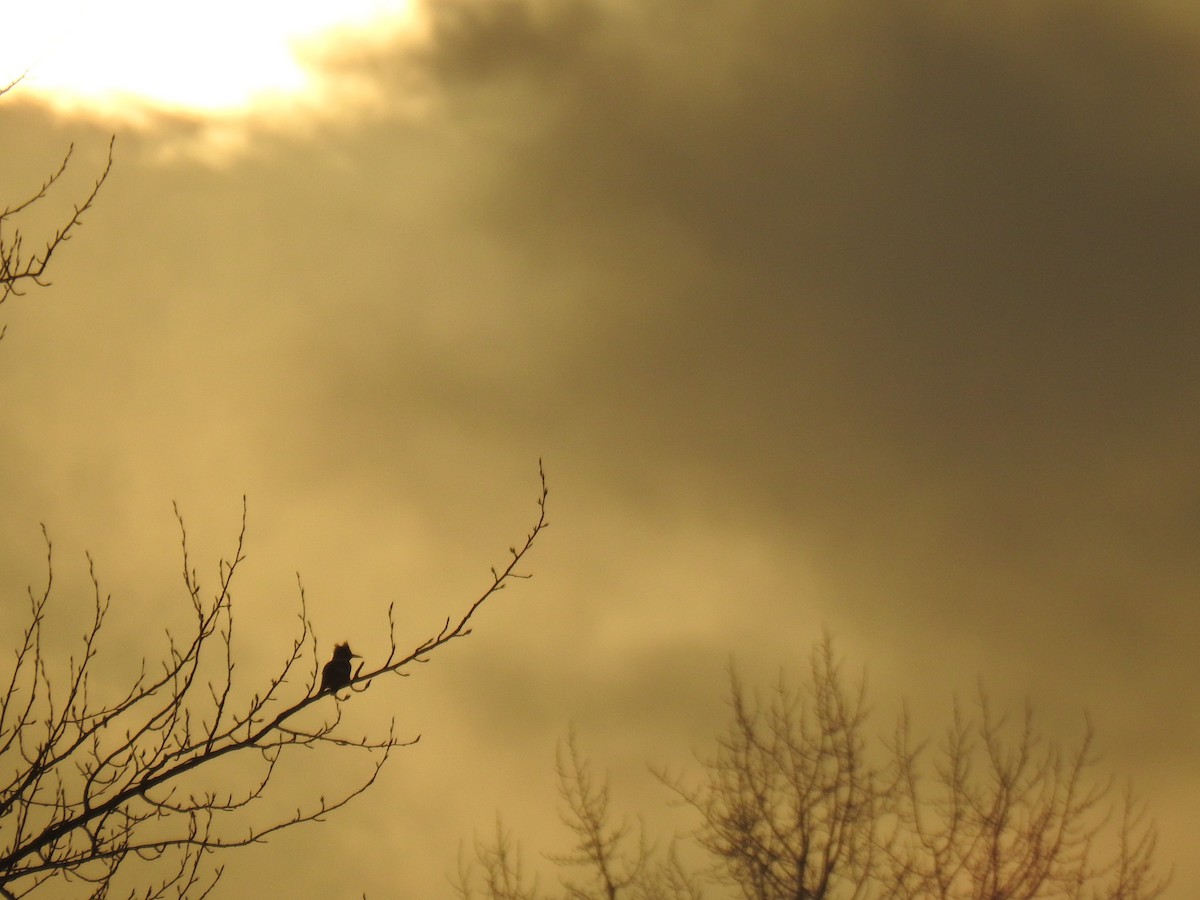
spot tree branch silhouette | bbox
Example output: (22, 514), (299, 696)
(0, 464), (549, 898)
(0, 77), (114, 339)
(459, 635), (1168, 900)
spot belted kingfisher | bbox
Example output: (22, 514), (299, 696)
(320, 643), (361, 695)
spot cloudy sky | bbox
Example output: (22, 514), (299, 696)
(1, 0), (1197, 895)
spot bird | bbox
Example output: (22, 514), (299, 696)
(320, 643), (361, 695)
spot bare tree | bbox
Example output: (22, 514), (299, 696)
(456, 818), (545, 900)
(0, 464), (549, 898)
(661, 637), (895, 899)
(0, 77), (113, 339)
(887, 692), (1169, 899)
(456, 730), (703, 900)
(458, 637), (1169, 900)
(549, 729), (704, 900)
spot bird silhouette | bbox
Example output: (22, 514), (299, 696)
(320, 643), (361, 695)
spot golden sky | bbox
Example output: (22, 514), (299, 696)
(2, 0), (1198, 895)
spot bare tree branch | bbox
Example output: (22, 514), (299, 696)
(459, 724), (706, 900)
(0, 78), (114, 339)
(0, 464), (549, 897)
(462, 635), (1169, 900)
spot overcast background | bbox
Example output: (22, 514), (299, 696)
(1, 0), (1197, 895)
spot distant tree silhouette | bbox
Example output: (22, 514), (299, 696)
(661, 639), (891, 899)
(0, 78), (113, 340)
(455, 729), (703, 900)
(456, 636), (1168, 900)
(0, 467), (548, 898)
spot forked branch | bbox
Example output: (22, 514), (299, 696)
(0, 464), (549, 897)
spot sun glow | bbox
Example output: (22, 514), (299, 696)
(2, 0), (422, 122)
